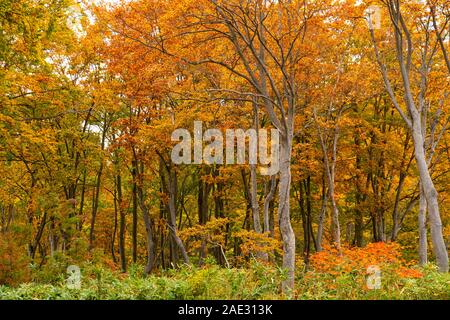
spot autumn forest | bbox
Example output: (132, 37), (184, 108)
(0, 0), (449, 300)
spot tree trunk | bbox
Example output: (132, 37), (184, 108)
(89, 118), (107, 249)
(89, 162), (103, 249)
(78, 170), (86, 232)
(249, 105), (268, 261)
(278, 135), (295, 292)
(135, 162), (156, 274)
(139, 188), (156, 274)
(412, 127), (448, 271)
(31, 211), (47, 259)
(330, 132), (341, 249)
(391, 172), (406, 241)
(418, 183), (428, 266)
(354, 133), (365, 247)
(116, 173), (127, 272)
(131, 163), (138, 263)
(317, 175), (327, 251)
(263, 176), (276, 234)
(111, 188), (118, 263)
(167, 168), (190, 264)
(320, 129), (341, 249)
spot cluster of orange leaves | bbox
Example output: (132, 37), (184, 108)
(0, 233), (31, 286)
(234, 230), (282, 257)
(395, 266), (424, 279)
(309, 242), (423, 279)
(179, 218), (230, 251)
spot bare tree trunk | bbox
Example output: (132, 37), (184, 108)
(197, 171), (207, 264)
(78, 170), (86, 232)
(111, 188), (118, 263)
(31, 211), (47, 259)
(49, 216), (56, 257)
(135, 162), (156, 274)
(139, 188), (156, 274)
(131, 163), (138, 264)
(279, 135), (296, 292)
(116, 173), (127, 272)
(250, 162), (269, 261)
(330, 131), (341, 249)
(250, 150), (261, 234)
(89, 115), (108, 249)
(316, 117), (341, 250)
(354, 131), (365, 247)
(167, 167), (190, 264)
(250, 104), (268, 261)
(418, 183), (428, 266)
(250, 157), (261, 234)
(263, 176), (276, 235)
(89, 162), (103, 249)
(412, 127), (448, 271)
(317, 175), (327, 252)
(329, 190), (341, 248)
(345, 222), (353, 244)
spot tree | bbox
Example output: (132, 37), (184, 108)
(368, 0), (449, 272)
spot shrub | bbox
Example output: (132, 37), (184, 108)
(299, 243), (450, 300)
(0, 246), (448, 300)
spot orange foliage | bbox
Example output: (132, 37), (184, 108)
(309, 242), (422, 278)
(234, 230), (282, 257)
(0, 233), (31, 286)
(396, 267), (424, 279)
